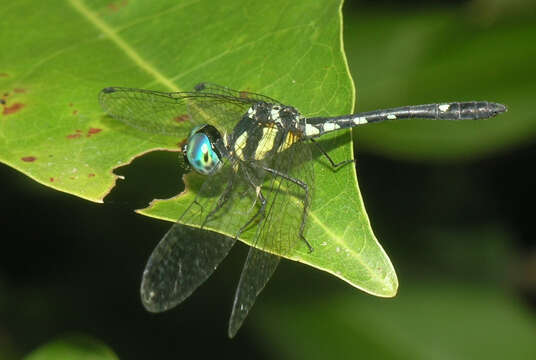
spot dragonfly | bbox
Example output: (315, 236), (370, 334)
(99, 83), (507, 337)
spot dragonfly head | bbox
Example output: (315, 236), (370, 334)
(183, 124), (224, 175)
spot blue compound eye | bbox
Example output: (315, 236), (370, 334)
(185, 130), (222, 175)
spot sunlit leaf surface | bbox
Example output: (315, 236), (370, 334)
(0, 0), (397, 296)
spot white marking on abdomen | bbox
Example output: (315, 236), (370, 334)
(439, 104), (450, 112)
(387, 114), (397, 120)
(305, 123), (320, 136)
(353, 117), (368, 125)
(323, 122), (340, 132)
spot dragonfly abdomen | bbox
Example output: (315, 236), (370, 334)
(304, 101), (507, 138)
(360, 101), (507, 122)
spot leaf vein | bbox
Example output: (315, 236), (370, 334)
(68, 0), (180, 92)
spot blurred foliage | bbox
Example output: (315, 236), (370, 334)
(345, 0), (536, 162)
(23, 335), (118, 360)
(259, 283), (536, 360)
(0, 0), (535, 359)
(0, 0), (397, 296)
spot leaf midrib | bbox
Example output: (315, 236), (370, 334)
(68, 0), (181, 92)
(69, 0), (393, 293)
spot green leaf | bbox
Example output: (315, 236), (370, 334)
(344, 5), (536, 162)
(259, 283), (536, 360)
(23, 335), (118, 360)
(0, 0), (397, 296)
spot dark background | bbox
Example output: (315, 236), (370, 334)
(1, 1), (535, 359)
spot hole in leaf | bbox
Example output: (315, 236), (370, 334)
(104, 150), (186, 210)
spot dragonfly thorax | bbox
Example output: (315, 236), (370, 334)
(230, 102), (305, 162)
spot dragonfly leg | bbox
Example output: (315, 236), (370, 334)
(262, 166), (313, 253)
(310, 138), (355, 169)
(180, 198), (205, 223)
(201, 173), (235, 228)
(235, 170), (267, 238)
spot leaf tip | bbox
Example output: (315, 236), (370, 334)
(376, 270), (399, 298)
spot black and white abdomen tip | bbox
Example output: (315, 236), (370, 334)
(436, 101), (508, 120)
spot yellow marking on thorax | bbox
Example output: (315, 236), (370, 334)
(233, 131), (248, 160)
(232, 162), (240, 172)
(279, 130), (301, 152)
(254, 127), (279, 160)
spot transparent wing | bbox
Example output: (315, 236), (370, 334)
(228, 247), (280, 338)
(140, 223), (236, 312)
(194, 82), (284, 105)
(256, 133), (314, 258)
(141, 158), (260, 312)
(99, 86), (259, 136)
(112, 84), (311, 333)
(228, 131), (314, 336)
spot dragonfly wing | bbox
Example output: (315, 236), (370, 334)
(99, 87), (202, 136)
(194, 82), (284, 105)
(140, 158), (237, 312)
(141, 223), (236, 312)
(141, 156), (261, 312)
(228, 247), (280, 338)
(256, 135), (315, 257)
(226, 132), (314, 336)
(99, 87), (259, 136)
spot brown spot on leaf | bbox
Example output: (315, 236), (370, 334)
(73, 110), (78, 115)
(13, 88), (26, 93)
(107, 0), (127, 12)
(50, 177), (54, 182)
(87, 128), (102, 137)
(0, 73), (8, 77)
(76, 129), (82, 132)
(21, 156), (36, 162)
(174, 114), (190, 123)
(3, 103), (25, 115)
(0, 99), (5, 105)
(67, 133), (81, 139)
(88, 173), (95, 177)
(69, 103), (73, 107)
